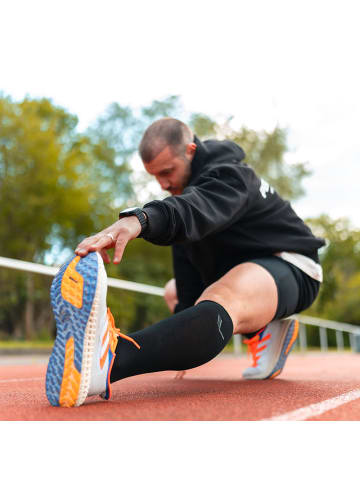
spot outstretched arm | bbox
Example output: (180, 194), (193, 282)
(75, 216), (142, 264)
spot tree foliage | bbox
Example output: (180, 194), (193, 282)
(0, 95), (131, 262)
(189, 114), (310, 200)
(305, 215), (360, 325)
(0, 94), (180, 338)
(0, 95), (130, 337)
(2, 93), (355, 342)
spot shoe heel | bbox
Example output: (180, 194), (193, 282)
(267, 319), (299, 380)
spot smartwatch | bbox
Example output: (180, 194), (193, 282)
(118, 207), (148, 237)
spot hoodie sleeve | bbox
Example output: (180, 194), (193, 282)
(142, 163), (257, 245)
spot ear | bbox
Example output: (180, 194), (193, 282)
(186, 142), (197, 157)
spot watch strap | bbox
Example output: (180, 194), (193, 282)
(119, 207), (148, 237)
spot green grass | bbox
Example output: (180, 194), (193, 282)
(0, 340), (53, 350)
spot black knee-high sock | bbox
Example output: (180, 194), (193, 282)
(110, 300), (233, 383)
(242, 330), (260, 339)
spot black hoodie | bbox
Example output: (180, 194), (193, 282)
(142, 136), (325, 308)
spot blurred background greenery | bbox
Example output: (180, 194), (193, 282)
(1, 93), (359, 346)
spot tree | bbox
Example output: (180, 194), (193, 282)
(305, 215), (360, 325)
(0, 93), (316, 339)
(189, 114), (310, 201)
(0, 95), (130, 338)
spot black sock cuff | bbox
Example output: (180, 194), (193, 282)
(197, 299), (233, 325)
(196, 300), (233, 343)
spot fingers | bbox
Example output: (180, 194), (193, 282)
(74, 219), (136, 263)
(75, 233), (115, 257)
(75, 235), (97, 255)
(75, 230), (130, 264)
(113, 236), (128, 264)
(100, 248), (111, 264)
(88, 234), (115, 252)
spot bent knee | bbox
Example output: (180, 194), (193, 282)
(195, 283), (237, 327)
(196, 280), (232, 304)
(164, 278), (178, 312)
(196, 291), (227, 308)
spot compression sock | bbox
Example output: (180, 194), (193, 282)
(110, 300), (233, 382)
(242, 330), (260, 339)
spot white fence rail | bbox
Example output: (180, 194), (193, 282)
(0, 256), (164, 297)
(1, 255), (359, 353)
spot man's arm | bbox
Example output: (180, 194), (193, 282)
(142, 163), (256, 246)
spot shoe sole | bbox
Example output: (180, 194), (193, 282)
(266, 318), (299, 379)
(45, 252), (102, 407)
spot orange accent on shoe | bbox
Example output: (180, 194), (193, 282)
(285, 320), (299, 355)
(59, 337), (81, 407)
(107, 308), (141, 350)
(102, 308), (141, 400)
(99, 323), (110, 370)
(100, 309), (141, 371)
(61, 256), (84, 309)
(100, 308), (140, 374)
(102, 324), (109, 347)
(100, 341), (110, 370)
(269, 369), (281, 379)
(243, 329), (271, 367)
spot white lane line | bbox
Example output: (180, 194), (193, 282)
(0, 377), (43, 384)
(264, 388), (360, 421)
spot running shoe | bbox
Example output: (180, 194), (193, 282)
(45, 251), (140, 407)
(242, 318), (299, 380)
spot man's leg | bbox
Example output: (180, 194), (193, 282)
(46, 252), (234, 407)
(110, 300), (233, 382)
(110, 262), (277, 383)
(195, 261), (300, 380)
(163, 278), (178, 313)
(46, 252), (301, 407)
(195, 262), (278, 335)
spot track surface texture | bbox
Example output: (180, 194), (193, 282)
(1, 352), (360, 421)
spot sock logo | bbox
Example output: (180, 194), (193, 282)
(217, 315), (224, 340)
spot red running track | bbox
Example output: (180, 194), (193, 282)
(1, 352), (360, 421)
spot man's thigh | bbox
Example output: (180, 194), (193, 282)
(195, 256), (303, 334)
(195, 261), (278, 334)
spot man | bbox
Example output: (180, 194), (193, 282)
(45, 118), (324, 407)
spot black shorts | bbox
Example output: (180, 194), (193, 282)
(250, 256), (320, 320)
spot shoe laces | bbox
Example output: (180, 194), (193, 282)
(107, 308), (140, 350)
(243, 328), (271, 367)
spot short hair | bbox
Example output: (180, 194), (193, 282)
(139, 118), (193, 163)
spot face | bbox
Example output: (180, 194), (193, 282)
(143, 143), (196, 195)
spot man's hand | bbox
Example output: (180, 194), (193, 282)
(75, 217), (142, 264)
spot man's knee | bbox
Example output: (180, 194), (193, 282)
(195, 283), (230, 309)
(164, 278), (178, 312)
(195, 282), (238, 332)
(194, 263), (278, 334)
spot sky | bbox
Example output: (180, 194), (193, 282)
(2, 0), (360, 227)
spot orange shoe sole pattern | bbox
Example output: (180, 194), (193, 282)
(267, 319), (299, 379)
(45, 253), (98, 407)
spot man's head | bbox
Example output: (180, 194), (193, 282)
(139, 118), (196, 195)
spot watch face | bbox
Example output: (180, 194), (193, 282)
(121, 207), (140, 214)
